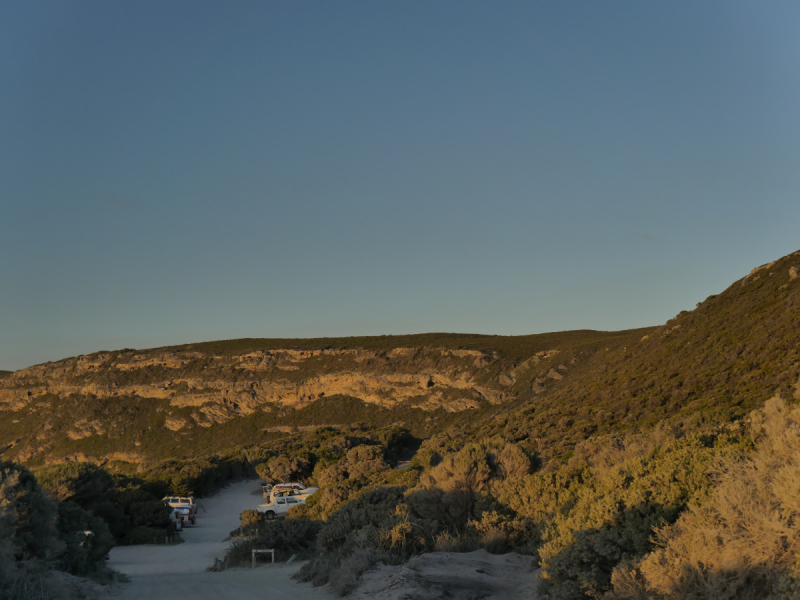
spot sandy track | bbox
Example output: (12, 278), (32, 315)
(107, 480), (334, 600)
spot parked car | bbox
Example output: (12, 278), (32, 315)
(162, 495), (196, 509)
(266, 482), (318, 503)
(258, 495), (306, 520)
(261, 482), (273, 498)
(163, 496), (196, 525)
(174, 505), (196, 525)
(168, 508), (183, 530)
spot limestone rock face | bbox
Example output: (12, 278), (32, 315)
(0, 347), (505, 417)
(1, 345), (526, 462)
(0, 330), (596, 465)
(498, 374), (515, 386)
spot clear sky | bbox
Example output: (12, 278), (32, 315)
(2, 1), (799, 371)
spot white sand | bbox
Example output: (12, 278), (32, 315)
(106, 480), (334, 599)
(105, 480), (539, 600)
(350, 549), (541, 600)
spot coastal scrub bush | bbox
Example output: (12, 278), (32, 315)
(0, 557), (59, 600)
(376, 509), (432, 560)
(0, 488), (60, 600)
(35, 463), (113, 503)
(421, 443), (494, 493)
(55, 501), (114, 576)
(35, 465), (172, 543)
(294, 487), (405, 587)
(230, 509), (264, 539)
(315, 487), (405, 553)
(326, 546), (390, 596)
(0, 462), (114, 599)
(256, 454), (311, 484)
(543, 431), (746, 599)
(0, 461), (60, 561)
(314, 445), (390, 487)
(468, 510), (538, 554)
(408, 440), (532, 534)
(486, 426), (747, 599)
(226, 518), (322, 565)
(612, 396), (800, 599)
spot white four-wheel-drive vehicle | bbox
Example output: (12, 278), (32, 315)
(163, 495), (196, 509)
(258, 495), (306, 520)
(267, 482), (318, 503)
(168, 508), (184, 530)
(163, 495), (196, 525)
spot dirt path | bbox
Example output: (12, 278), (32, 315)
(107, 480), (334, 600)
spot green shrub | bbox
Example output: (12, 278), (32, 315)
(614, 397), (800, 600)
(36, 463), (113, 503)
(316, 487), (405, 553)
(327, 547), (390, 596)
(405, 488), (477, 534)
(385, 466), (420, 488)
(295, 487), (406, 587)
(240, 509), (262, 529)
(0, 461), (116, 598)
(299, 480), (363, 519)
(314, 445), (390, 487)
(377, 515), (431, 560)
(256, 455), (311, 484)
(232, 509), (264, 537)
(34, 465), (172, 544)
(0, 560), (59, 600)
(118, 526), (171, 546)
(547, 432), (745, 599)
(55, 501), (114, 576)
(432, 530), (481, 553)
(226, 518), (322, 565)
(0, 461), (60, 561)
(468, 510), (537, 555)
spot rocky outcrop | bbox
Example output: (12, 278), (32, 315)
(0, 346), (535, 436)
(0, 350), (509, 418)
(0, 332), (594, 465)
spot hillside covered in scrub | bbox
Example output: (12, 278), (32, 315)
(0, 329), (649, 467)
(1, 250), (799, 471)
(1, 249), (800, 599)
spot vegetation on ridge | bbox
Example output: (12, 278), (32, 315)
(1, 248), (799, 598)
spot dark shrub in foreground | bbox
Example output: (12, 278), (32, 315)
(226, 518), (322, 566)
(56, 501), (115, 576)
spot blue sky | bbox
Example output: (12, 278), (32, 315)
(2, 1), (799, 370)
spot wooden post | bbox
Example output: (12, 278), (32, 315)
(252, 549), (275, 567)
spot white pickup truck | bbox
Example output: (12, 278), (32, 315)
(258, 495), (306, 520)
(266, 482), (318, 504)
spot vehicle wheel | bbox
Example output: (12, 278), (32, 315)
(265, 511), (275, 521)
